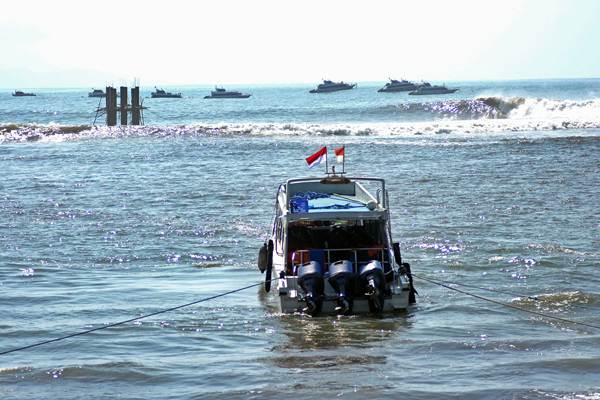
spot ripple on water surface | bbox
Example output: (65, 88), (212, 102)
(1, 128), (599, 399)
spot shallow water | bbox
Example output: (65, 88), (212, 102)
(1, 80), (600, 399)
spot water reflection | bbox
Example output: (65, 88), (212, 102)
(257, 286), (415, 351)
(274, 313), (413, 351)
(258, 311), (414, 379)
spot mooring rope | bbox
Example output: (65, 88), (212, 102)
(3, 274), (598, 356)
(0, 280), (271, 356)
(426, 278), (540, 300)
(413, 273), (600, 330)
(417, 276), (596, 312)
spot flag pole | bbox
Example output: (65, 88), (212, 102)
(342, 146), (345, 174)
(325, 147), (329, 175)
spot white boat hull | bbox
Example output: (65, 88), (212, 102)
(258, 175), (417, 316)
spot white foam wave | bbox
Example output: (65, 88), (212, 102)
(2, 96), (600, 143)
(1, 119), (600, 143)
(508, 98), (600, 121)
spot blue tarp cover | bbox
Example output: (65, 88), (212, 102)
(290, 192), (369, 213)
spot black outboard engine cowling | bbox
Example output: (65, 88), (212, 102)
(328, 260), (355, 315)
(359, 261), (386, 313)
(297, 261), (324, 316)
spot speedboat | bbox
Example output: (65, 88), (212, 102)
(151, 87), (182, 98)
(12, 91), (36, 97)
(409, 84), (458, 95)
(204, 87), (251, 99)
(257, 169), (417, 315)
(309, 80), (356, 93)
(377, 78), (419, 92)
(88, 89), (106, 98)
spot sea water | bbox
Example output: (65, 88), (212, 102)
(1, 80), (599, 399)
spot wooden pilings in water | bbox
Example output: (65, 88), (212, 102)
(100, 86), (144, 126)
(120, 86), (128, 126)
(106, 86), (118, 126)
(131, 86), (141, 125)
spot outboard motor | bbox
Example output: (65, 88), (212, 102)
(359, 261), (386, 313)
(297, 261), (324, 316)
(328, 260), (355, 315)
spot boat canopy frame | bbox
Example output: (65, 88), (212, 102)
(273, 176), (396, 272)
(283, 176), (388, 210)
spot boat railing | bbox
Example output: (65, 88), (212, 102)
(291, 247), (392, 275)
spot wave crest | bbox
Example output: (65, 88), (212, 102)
(508, 97), (600, 120)
(2, 120), (600, 143)
(2, 96), (600, 142)
(477, 96), (526, 116)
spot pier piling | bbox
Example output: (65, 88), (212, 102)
(106, 86), (117, 126)
(131, 86), (141, 126)
(94, 85), (145, 126)
(120, 86), (128, 126)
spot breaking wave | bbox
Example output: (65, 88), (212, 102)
(2, 96), (600, 142)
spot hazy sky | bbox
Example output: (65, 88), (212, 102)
(1, 0), (599, 88)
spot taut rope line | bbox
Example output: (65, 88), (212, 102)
(0, 280), (272, 356)
(413, 274), (600, 330)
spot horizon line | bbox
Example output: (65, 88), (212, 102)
(1, 76), (600, 91)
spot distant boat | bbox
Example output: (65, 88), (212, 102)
(88, 89), (106, 98)
(377, 78), (419, 92)
(409, 84), (458, 95)
(204, 87), (251, 99)
(151, 87), (182, 98)
(12, 90), (36, 97)
(309, 80), (356, 93)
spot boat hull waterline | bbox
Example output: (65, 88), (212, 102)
(409, 86), (458, 95)
(204, 95), (251, 99)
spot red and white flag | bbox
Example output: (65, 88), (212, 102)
(334, 146), (345, 163)
(305, 146), (327, 168)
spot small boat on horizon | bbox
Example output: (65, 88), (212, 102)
(257, 158), (417, 316)
(309, 80), (356, 93)
(377, 78), (419, 92)
(151, 87), (182, 98)
(204, 87), (251, 99)
(88, 89), (106, 98)
(12, 90), (36, 97)
(409, 84), (458, 95)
